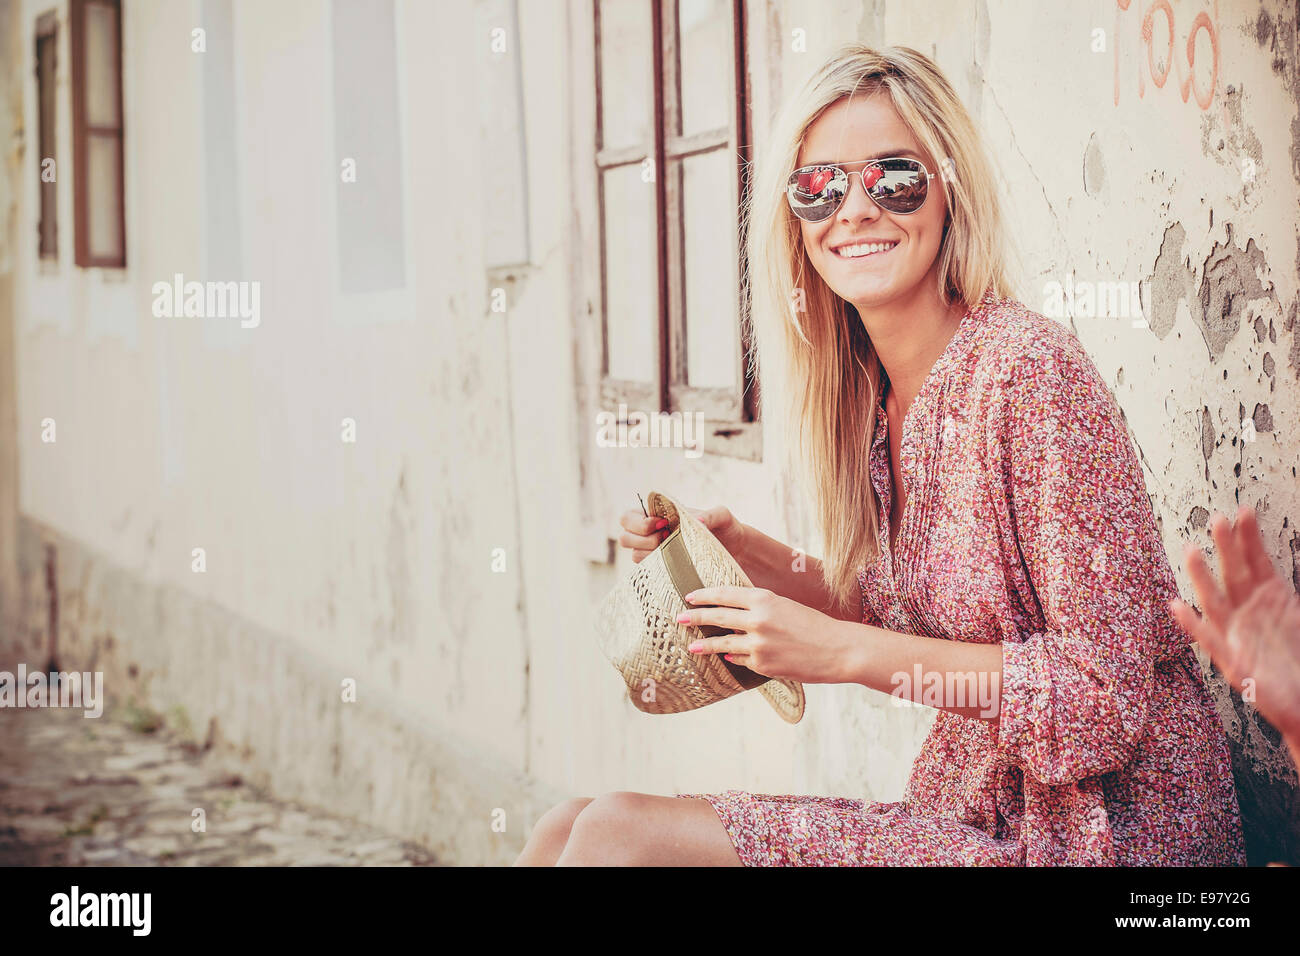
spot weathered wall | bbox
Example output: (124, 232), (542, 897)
(0, 0), (21, 653)
(0, 0), (1296, 864)
(929, 0), (1300, 863)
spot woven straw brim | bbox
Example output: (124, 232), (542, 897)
(592, 492), (805, 724)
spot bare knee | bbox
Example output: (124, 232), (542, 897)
(557, 791), (655, 866)
(514, 797), (594, 866)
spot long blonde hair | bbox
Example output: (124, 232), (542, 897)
(744, 44), (1017, 613)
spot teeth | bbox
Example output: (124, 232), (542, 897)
(834, 241), (898, 258)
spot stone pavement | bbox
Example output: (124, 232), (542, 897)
(0, 705), (439, 866)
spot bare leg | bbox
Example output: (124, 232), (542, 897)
(513, 797), (594, 866)
(555, 791), (743, 866)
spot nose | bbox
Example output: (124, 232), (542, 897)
(837, 168), (883, 224)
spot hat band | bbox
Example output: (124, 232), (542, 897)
(659, 526), (770, 691)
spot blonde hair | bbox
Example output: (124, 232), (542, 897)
(744, 44), (1017, 613)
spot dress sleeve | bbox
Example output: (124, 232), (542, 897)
(987, 331), (1160, 786)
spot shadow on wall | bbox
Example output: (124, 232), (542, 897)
(1220, 681), (1300, 865)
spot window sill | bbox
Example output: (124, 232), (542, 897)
(579, 418), (763, 566)
(699, 418), (762, 462)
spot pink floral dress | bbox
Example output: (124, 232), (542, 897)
(676, 292), (1246, 866)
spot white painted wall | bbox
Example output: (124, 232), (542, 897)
(2, 0), (1296, 862)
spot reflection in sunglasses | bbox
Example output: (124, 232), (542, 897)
(788, 159), (931, 220)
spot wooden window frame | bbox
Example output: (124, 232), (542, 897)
(69, 0), (126, 269)
(35, 12), (59, 261)
(593, 0), (760, 460)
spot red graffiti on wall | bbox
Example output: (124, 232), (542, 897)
(1113, 0), (1219, 110)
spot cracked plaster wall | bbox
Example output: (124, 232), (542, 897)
(1, 0), (1297, 863)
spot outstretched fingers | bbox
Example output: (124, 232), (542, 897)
(1210, 513), (1255, 609)
(1232, 506), (1277, 593)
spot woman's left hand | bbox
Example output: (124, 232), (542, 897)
(678, 585), (854, 685)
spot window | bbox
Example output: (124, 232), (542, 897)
(593, 0), (757, 433)
(201, 0), (241, 279)
(35, 13), (58, 261)
(70, 0), (126, 268)
(331, 0), (406, 294)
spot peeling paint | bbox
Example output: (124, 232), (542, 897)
(1083, 132), (1106, 196)
(1198, 82), (1263, 184)
(1200, 405), (1215, 463)
(1145, 222), (1192, 339)
(1253, 5), (1300, 186)
(1196, 225), (1273, 362)
(382, 467), (415, 653)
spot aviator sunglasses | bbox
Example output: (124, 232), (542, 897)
(786, 156), (935, 222)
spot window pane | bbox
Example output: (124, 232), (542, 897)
(84, 1), (120, 127)
(598, 0), (653, 150)
(681, 149), (738, 389)
(332, 0), (406, 293)
(677, 0), (730, 137)
(475, 0), (529, 268)
(201, 0), (241, 278)
(86, 133), (122, 261)
(37, 32), (57, 257)
(602, 164), (657, 382)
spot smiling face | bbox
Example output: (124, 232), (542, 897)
(795, 92), (951, 312)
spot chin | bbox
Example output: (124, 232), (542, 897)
(835, 281), (901, 307)
(821, 260), (917, 302)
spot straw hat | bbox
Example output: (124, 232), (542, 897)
(592, 491), (805, 723)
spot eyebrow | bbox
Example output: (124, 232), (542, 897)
(799, 148), (925, 167)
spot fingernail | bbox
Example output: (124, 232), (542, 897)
(676, 612), (691, 623)
(655, 518), (668, 528)
(724, 654), (734, 662)
(683, 591), (697, 602)
(687, 641), (703, 652)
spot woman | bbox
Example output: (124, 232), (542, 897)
(514, 44), (1245, 866)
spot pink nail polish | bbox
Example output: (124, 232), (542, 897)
(676, 612), (691, 623)
(688, 641), (703, 652)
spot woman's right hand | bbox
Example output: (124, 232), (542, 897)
(618, 504), (747, 564)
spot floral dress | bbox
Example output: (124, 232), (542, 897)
(676, 292), (1246, 866)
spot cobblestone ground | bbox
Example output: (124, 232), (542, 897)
(0, 706), (440, 866)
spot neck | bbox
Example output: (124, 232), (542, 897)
(858, 282), (966, 417)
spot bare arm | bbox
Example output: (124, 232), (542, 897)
(732, 522), (863, 624)
(618, 505), (863, 624)
(837, 620), (1003, 724)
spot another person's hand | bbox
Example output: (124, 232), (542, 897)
(617, 503), (746, 564)
(1170, 505), (1300, 769)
